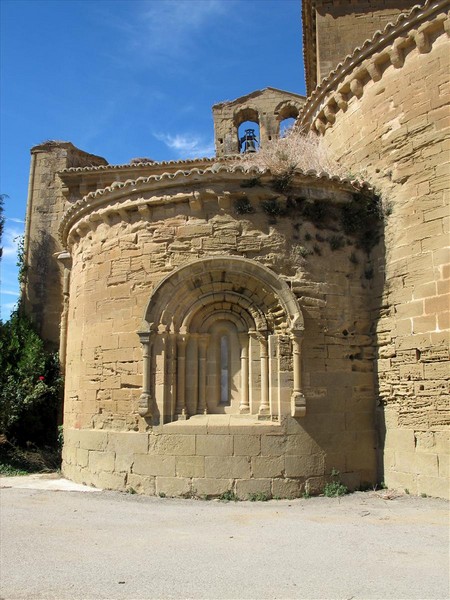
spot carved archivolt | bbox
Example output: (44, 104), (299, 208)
(138, 257), (306, 422)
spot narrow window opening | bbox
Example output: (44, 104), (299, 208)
(220, 335), (229, 404)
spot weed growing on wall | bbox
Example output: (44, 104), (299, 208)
(237, 128), (349, 186)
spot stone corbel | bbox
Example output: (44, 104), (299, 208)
(290, 330), (306, 418)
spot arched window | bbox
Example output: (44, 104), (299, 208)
(238, 121), (259, 153)
(275, 103), (300, 138)
(280, 117), (296, 136)
(234, 107), (260, 153)
(139, 257), (305, 422)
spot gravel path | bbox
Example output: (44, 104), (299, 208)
(0, 476), (448, 600)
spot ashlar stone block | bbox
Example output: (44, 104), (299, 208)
(133, 454), (176, 477)
(235, 478), (272, 500)
(196, 434), (233, 456)
(205, 456), (251, 479)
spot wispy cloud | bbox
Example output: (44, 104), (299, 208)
(140, 0), (227, 52)
(102, 0), (232, 65)
(2, 290), (20, 297)
(1, 225), (22, 259)
(6, 217), (25, 224)
(154, 132), (215, 159)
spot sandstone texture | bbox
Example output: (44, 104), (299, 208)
(22, 0), (449, 499)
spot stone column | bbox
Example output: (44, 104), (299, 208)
(138, 331), (154, 419)
(239, 333), (250, 414)
(197, 335), (209, 414)
(176, 334), (188, 420)
(56, 251), (72, 375)
(168, 334), (177, 421)
(258, 333), (270, 418)
(291, 331), (306, 417)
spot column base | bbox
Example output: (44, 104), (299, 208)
(291, 392), (306, 418)
(138, 393), (152, 418)
(258, 406), (271, 420)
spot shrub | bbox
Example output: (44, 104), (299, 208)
(323, 469), (348, 497)
(0, 309), (62, 446)
(234, 197), (254, 214)
(219, 490), (238, 502)
(236, 129), (349, 182)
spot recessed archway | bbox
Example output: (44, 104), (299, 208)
(138, 257), (305, 422)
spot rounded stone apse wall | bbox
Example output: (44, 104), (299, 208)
(298, 2), (450, 498)
(60, 168), (382, 497)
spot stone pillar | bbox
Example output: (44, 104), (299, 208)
(176, 334), (188, 420)
(56, 251), (72, 374)
(138, 331), (154, 419)
(197, 335), (208, 414)
(239, 334), (250, 414)
(168, 334), (177, 421)
(258, 333), (270, 418)
(291, 331), (306, 417)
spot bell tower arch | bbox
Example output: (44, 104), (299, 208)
(212, 87), (305, 157)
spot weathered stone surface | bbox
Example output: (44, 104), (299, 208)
(23, 3), (449, 500)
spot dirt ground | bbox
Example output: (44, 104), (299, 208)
(0, 474), (448, 600)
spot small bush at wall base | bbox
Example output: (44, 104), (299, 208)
(248, 491), (271, 502)
(323, 469), (349, 497)
(219, 490), (238, 502)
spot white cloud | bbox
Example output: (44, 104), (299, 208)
(119, 0), (232, 63)
(2, 290), (20, 297)
(1, 225), (22, 259)
(6, 217), (25, 224)
(154, 132), (215, 158)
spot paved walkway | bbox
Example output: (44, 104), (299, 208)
(0, 474), (448, 600)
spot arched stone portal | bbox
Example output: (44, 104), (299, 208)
(138, 257), (305, 423)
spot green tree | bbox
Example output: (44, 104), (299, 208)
(0, 309), (62, 446)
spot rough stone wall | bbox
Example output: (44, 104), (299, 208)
(61, 174), (380, 496)
(23, 142), (106, 347)
(314, 23), (449, 498)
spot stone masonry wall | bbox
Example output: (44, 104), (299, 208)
(23, 143), (106, 347)
(315, 1), (416, 85)
(61, 174), (380, 496)
(317, 25), (449, 498)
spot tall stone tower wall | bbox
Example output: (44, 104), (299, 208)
(23, 142), (107, 347)
(299, 2), (450, 498)
(303, 0), (418, 93)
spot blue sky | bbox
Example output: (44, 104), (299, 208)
(0, 0), (306, 320)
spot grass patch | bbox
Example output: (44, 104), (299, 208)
(219, 490), (238, 502)
(323, 469), (349, 497)
(248, 491), (271, 502)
